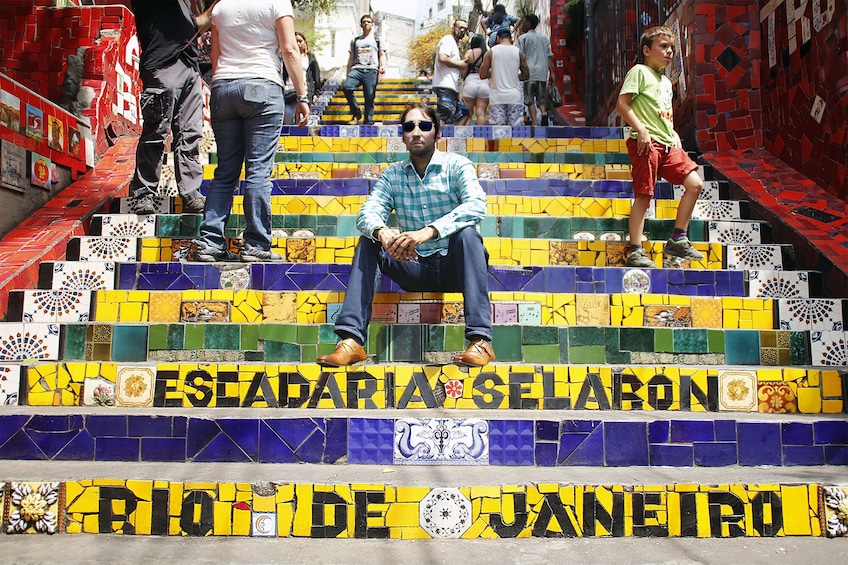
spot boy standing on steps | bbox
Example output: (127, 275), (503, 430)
(617, 26), (704, 268)
(317, 103), (495, 368)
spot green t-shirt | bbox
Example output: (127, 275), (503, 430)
(619, 64), (676, 147)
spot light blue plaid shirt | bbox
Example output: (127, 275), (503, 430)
(357, 151), (486, 257)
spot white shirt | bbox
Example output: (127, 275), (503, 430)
(212, 0), (294, 87)
(488, 44), (522, 105)
(432, 34), (460, 92)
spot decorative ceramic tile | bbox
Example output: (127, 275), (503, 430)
(0, 364), (21, 405)
(251, 512), (276, 537)
(576, 294), (610, 325)
(82, 376), (115, 406)
(452, 126), (473, 138)
(709, 221), (762, 245)
(378, 126), (396, 138)
(48, 262), (116, 291)
(644, 305), (692, 327)
(397, 303), (421, 323)
(692, 201), (741, 221)
(550, 241), (578, 265)
(219, 265), (251, 290)
(778, 299), (844, 331)
(757, 381), (797, 413)
(492, 125), (511, 139)
(441, 303), (463, 324)
(386, 138), (406, 152)
(518, 303), (542, 325)
(115, 366), (155, 407)
(158, 164), (178, 195)
(98, 214), (156, 237)
(444, 379), (463, 399)
(76, 237), (137, 262)
(573, 231), (596, 240)
(0, 323), (60, 361)
(170, 239), (194, 262)
(809, 331), (848, 366)
(419, 488), (472, 538)
(823, 487), (848, 537)
(748, 270), (810, 298)
(606, 242), (628, 266)
(622, 269), (651, 294)
(6, 482), (62, 534)
(22, 290), (91, 323)
(288, 172), (319, 179)
(394, 418), (489, 465)
(124, 193), (170, 214)
(339, 125), (359, 138)
(477, 164), (499, 179)
(726, 245), (784, 270)
(181, 301), (229, 322)
(286, 238), (315, 262)
(357, 164), (381, 179)
(674, 180), (720, 200)
(718, 370), (757, 411)
(446, 138), (466, 152)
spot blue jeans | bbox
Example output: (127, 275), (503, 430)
(335, 227), (492, 344)
(342, 67), (378, 122)
(199, 78), (284, 251)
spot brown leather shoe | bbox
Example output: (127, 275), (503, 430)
(316, 338), (367, 367)
(453, 339), (495, 367)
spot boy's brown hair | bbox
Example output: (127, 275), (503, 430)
(636, 26), (675, 63)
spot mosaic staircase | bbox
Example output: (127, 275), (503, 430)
(0, 78), (846, 543)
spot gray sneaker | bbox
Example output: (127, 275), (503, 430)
(664, 238), (704, 261)
(625, 247), (655, 268)
(133, 194), (157, 215)
(182, 196), (205, 214)
(240, 242), (283, 262)
(192, 240), (240, 262)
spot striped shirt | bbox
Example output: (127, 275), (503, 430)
(356, 151), (487, 257)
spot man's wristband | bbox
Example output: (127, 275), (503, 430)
(296, 96), (310, 104)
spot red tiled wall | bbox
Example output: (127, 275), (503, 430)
(0, 2), (141, 158)
(760, 0), (847, 202)
(550, 1), (579, 102)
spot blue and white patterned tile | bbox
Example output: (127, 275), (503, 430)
(0, 364), (21, 405)
(492, 125), (511, 139)
(692, 201), (741, 221)
(748, 270), (810, 298)
(76, 237), (138, 262)
(47, 261), (116, 291)
(778, 299), (844, 331)
(0, 323), (61, 361)
(726, 245), (784, 270)
(378, 125), (397, 138)
(674, 179), (720, 200)
(394, 418), (489, 465)
(21, 290), (91, 323)
(810, 331), (848, 366)
(452, 125), (473, 138)
(339, 125), (359, 138)
(709, 221), (762, 245)
(419, 488), (472, 538)
(622, 268), (651, 294)
(251, 512), (276, 537)
(97, 214), (156, 237)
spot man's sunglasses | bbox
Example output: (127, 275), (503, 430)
(402, 120), (434, 132)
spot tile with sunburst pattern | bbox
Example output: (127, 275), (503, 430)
(97, 214), (156, 237)
(726, 245), (784, 270)
(21, 290), (91, 323)
(0, 323), (60, 361)
(692, 200), (740, 220)
(810, 331), (848, 366)
(0, 364), (21, 405)
(778, 299), (844, 331)
(709, 221), (762, 245)
(747, 270), (810, 298)
(46, 261), (115, 291)
(75, 237), (138, 262)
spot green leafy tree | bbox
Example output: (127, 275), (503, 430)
(293, 0), (341, 16)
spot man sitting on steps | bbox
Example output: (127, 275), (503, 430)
(317, 103), (495, 368)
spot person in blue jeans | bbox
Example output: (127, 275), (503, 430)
(342, 14), (386, 125)
(316, 103), (495, 368)
(193, 0), (309, 263)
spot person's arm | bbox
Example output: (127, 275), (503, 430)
(210, 24), (219, 74)
(276, 15), (309, 126)
(428, 158), (487, 238)
(478, 50), (493, 79)
(194, 0), (219, 34)
(378, 43), (386, 75)
(518, 51), (529, 82)
(617, 93), (652, 156)
(438, 51), (467, 71)
(547, 55), (555, 80)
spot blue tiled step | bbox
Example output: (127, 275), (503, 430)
(0, 413), (844, 467)
(37, 262), (749, 295)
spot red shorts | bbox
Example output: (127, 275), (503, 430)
(626, 138), (698, 197)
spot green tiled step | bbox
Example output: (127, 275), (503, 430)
(18, 360), (846, 413)
(138, 214), (752, 243)
(8, 320), (826, 367)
